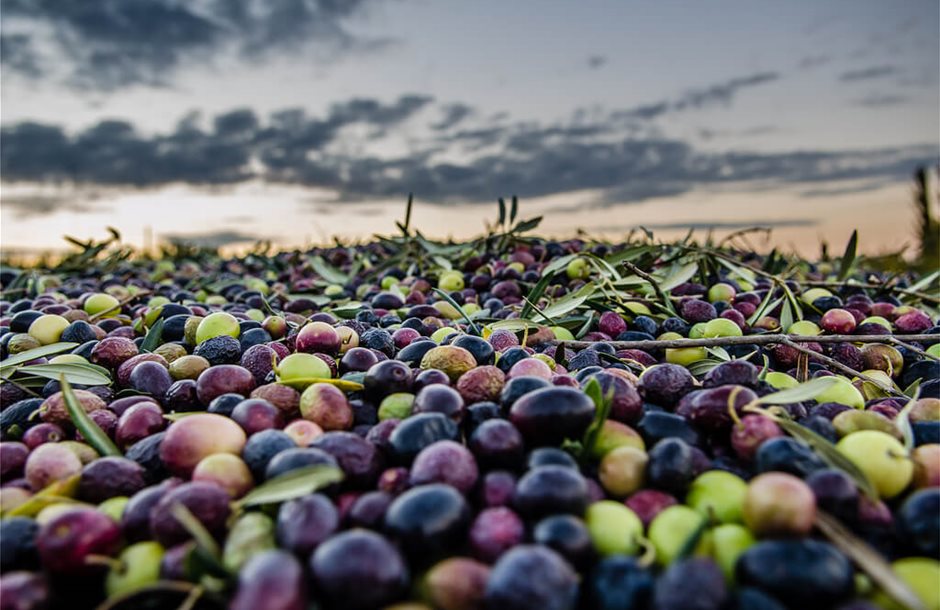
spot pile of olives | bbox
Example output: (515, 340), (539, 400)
(0, 236), (938, 610)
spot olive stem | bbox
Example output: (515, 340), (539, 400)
(546, 333), (937, 350)
(88, 290), (152, 322)
(778, 338), (904, 398)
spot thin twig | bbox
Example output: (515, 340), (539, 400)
(780, 338), (903, 398)
(620, 261), (676, 315)
(88, 290), (152, 321)
(886, 336), (940, 362)
(802, 280), (940, 305)
(547, 333), (938, 350)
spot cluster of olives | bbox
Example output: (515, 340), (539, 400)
(0, 237), (938, 610)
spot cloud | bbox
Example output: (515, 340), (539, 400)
(162, 230), (264, 248)
(0, 194), (102, 218)
(0, 33), (43, 78)
(431, 103), (474, 131)
(612, 71), (780, 122)
(2, 95), (935, 212)
(853, 93), (908, 108)
(839, 65), (899, 82)
(586, 55), (607, 69)
(673, 72), (780, 110)
(798, 55), (830, 69)
(1, 0), (386, 90)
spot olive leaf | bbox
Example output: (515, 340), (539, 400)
(431, 288), (480, 334)
(61, 375), (122, 457)
(659, 261), (699, 292)
(18, 363), (111, 386)
(4, 474), (82, 518)
(235, 465), (344, 508)
(837, 230), (858, 282)
(0, 342), (80, 370)
(774, 418), (878, 499)
(310, 256), (349, 284)
(541, 282), (597, 320)
(755, 376), (837, 405)
(579, 377), (614, 462)
(815, 511), (926, 610)
(140, 318), (165, 353)
(895, 388), (921, 452)
(275, 378), (364, 392)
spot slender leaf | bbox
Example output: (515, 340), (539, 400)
(756, 376), (838, 405)
(486, 319), (540, 333)
(580, 378), (613, 460)
(510, 196), (518, 224)
(512, 216), (543, 233)
(140, 318), (165, 353)
(675, 514), (710, 560)
(814, 511), (926, 610)
(4, 475), (81, 517)
(747, 294), (782, 326)
(896, 389), (920, 452)
(780, 299), (795, 331)
(432, 256), (453, 271)
(236, 465), (344, 508)
(659, 261), (699, 292)
(497, 198), (507, 227)
(775, 419), (877, 499)
(688, 359), (724, 376)
(908, 269), (939, 293)
(837, 230), (858, 281)
(60, 376), (122, 457)
(432, 288), (480, 334)
(0, 342), (80, 370)
(403, 193), (413, 233)
(18, 363), (111, 386)
(275, 378), (364, 392)
(716, 257), (757, 285)
(171, 503), (222, 559)
(310, 256), (349, 284)
(541, 282), (596, 319)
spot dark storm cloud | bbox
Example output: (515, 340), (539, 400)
(0, 33), (43, 78)
(586, 55), (607, 69)
(839, 65), (899, 82)
(1, 0), (384, 90)
(2, 94), (934, 210)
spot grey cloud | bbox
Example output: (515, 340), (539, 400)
(798, 55), (830, 69)
(162, 230), (264, 248)
(587, 55), (607, 69)
(853, 93), (908, 108)
(0, 194), (102, 218)
(2, 96), (935, 212)
(673, 72), (780, 110)
(0, 33), (43, 78)
(2, 0), (385, 90)
(432, 104), (474, 131)
(839, 65), (899, 82)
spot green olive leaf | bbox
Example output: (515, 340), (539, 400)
(235, 465), (344, 509)
(755, 376), (838, 405)
(60, 375), (122, 457)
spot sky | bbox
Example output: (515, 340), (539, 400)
(1, 0), (938, 256)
